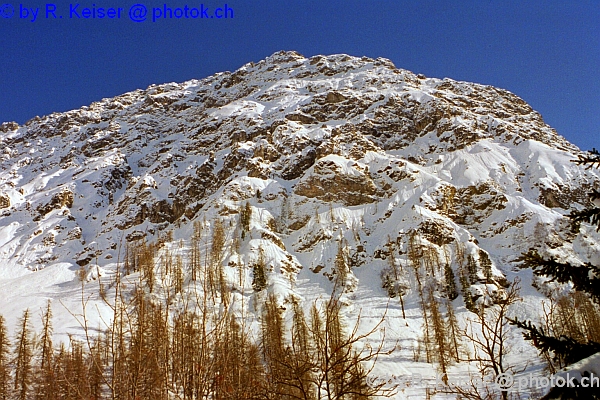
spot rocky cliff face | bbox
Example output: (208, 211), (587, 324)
(1, 52), (600, 384)
(1, 52), (595, 260)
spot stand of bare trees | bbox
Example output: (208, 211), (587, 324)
(259, 291), (397, 400)
(0, 215), (397, 399)
(445, 279), (522, 400)
(406, 230), (464, 374)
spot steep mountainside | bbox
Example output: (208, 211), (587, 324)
(1, 51), (599, 397)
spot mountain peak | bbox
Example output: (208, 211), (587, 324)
(1, 57), (599, 391)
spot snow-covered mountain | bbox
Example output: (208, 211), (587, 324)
(1, 50), (599, 398)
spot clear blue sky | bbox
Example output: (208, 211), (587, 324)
(1, 0), (599, 150)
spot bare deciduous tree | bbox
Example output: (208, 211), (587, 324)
(448, 279), (522, 400)
(14, 309), (33, 400)
(0, 315), (9, 400)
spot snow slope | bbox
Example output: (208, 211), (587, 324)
(1, 51), (599, 398)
